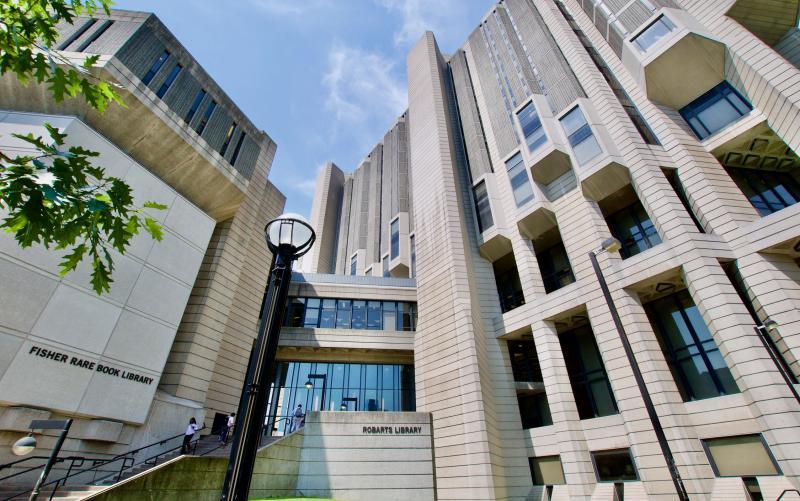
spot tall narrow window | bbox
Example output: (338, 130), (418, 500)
(319, 299), (336, 328)
(195, 100), (217, 135)
(156, 64), (182, 98)
(560, 325), (618, 419)
(229, 132), (246, 166)
(508, 341), (543, 383)
(663, 168), (705, 232)
(631, 15), (675, 52)
(390, 218), (400, 259)
(536, 239), (575, 293)
(57, 18), (98, 50)
(220, 123), (237, 156)
(185, 89), (206, 124)
(517, 102), (547, 153)
(680, 81), (752, 140)
(506, 152), (534, 207)
(303, 298), (320, 328)
(409, 235), (416, 278)
(727, 167), (800, 216)
(645, 289), (739, 401)
(142, 50), (169, 86)
(350, 255), (357, 276)
(76, 19), (113, 52)
(382, 256), (390, 277)
(493, 252), (525, 313)
(336, 300), (352, 329)
(605, 198), (662, 258)
(561, 107), (602, 165)
(473, 181), (493, 232)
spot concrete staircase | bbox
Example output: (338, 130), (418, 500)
(0, 485), (106, 500)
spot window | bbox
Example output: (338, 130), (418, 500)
(382, 302), (397, 331)
(410, 235), (416, 278)
(336, 300), (352, 329)
(560, 325), (618, 419)
(57, 18), (98, 50)
(155, 64), (182, 99)
(505, 152), (534, 207)
(473, 181), (493, 232)
(606, 199), (661, 259)
(76, 19), (113, 52)
(517, 102), (547, 153)
(680, 81), (752, 140)
(561, 106), (602, 165)
(185, 89), (206, 124)
(285, 297), (417, 331)
(592, 449), (639, 481)
(367, 301), (382, 329)
(702, 435), (780, 477)
(352, 301), (366, 329)
(230, 132), (246, 166)
(142, 50), (169, 86)
(663, 168), (705, 232)
(399, 302), (416, 331)
(350, 255), (357, 276)
(631, 15), (675, 52)
(508, 340), (543, 382)
(286, 297), (305, 327)
(727, 167), (800, 216)
(493, 253), (525, 313)
(645, 290), (739, 401)
(195, 100), (217, 135)
(390, 218), (400, 259)
(535, 239), (575, 294)
(319, 299), (336, 328)
(529, 456), (566, 485)
(303, 298), (320, 328)
(220, 123), (237, 156)
(382, 256), (389, 277)
(518, 393), (553, 429)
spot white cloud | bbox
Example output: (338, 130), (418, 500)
(377, 0), (468, 48)
(322, 43), (407, 134)
(289, 164), (323, 198)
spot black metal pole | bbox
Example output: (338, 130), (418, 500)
(589, 252), (689, 501)
(221, 248), (294, 501)
(754, 326), (800, 405)
(29, 419), (72, 501)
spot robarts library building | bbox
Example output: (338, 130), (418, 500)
(2, 0), (800, 500)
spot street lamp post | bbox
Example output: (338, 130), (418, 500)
(589, 237), (689, 501)
(304, 374), (327, 411)
(340, 397), (358, 411)
(221, 214), (315, 501)
(11, 419), (73, 501)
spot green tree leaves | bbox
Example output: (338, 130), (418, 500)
(0, 0), (167, 294)
(1, 124), (166, 293)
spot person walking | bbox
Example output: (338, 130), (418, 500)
(291, 404), (304, 432)
(220, 412), (235, 445)
(181, 417), (199, 454)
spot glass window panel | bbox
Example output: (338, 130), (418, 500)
(367, 301), (382, 329)
(632, 15), (675, 52)
(518, 392), (553, 428)
(331, 364), (345, 388)
(572, 134), (603, 164)
(365, 365), (379, 389)
(336, 307), (351, 329)
(506, 153), (534, 206)
(473, 181), (494, 232)
(530, 456), (566, 485)
(142, 50), (169, 85)
(156, 64), (182, 98)
(680, 82), (752, 140)
(704, 435), (779, 477)
(319, 309), (336, 328)
(560, 107), (588, 137)
(592, 450), (639, 481)
(348, 365), (362, 390)
(560, 326), (618, 419)
(517, 103), (548, 153)
(304, 308), (319, 328)
(391, 219), (400, 259)
(352, 301), (366, 329)
(382, 256), (389, 277)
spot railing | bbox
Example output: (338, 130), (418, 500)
(778, 489), (800, 500)
(0, 427), (206, 501)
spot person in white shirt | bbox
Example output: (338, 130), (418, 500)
(181, 417), (199, 454)
(220, 412), (235, 445)
(291, 404), (304, 432)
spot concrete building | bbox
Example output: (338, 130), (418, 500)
(290, 0), (800, 499)
(0, 8), (285, 476)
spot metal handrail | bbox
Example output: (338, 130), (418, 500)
(778, 489), (800, 500)
(0, 427), (206, 501)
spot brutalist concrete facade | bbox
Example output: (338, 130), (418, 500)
(303, 0), (800, 499)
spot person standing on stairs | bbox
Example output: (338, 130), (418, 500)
(220, 412), (235, 445)
(181, 417), (199, 454)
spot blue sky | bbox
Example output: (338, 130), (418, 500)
(113, 0), (495, 217)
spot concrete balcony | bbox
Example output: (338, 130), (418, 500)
(621, 8), (726, 109)
(516, 200), (557, 241)
(474, 174), (514, 261)
(514, 95), (572, 185)
(557, 99), (630, 202)
(726, 0), (799, 47)
(388, 212), (411, 278)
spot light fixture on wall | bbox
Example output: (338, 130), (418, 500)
(10, 419), (72, 500)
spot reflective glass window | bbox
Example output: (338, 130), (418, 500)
(536, 240), (575, 293)
(391, 219), (400, 259)
(382, 301), (397, 331)
(560, 107), (602, 164)
(473, 181), (494, 232)
(606, 200), (662, 258)
(156, 64), (182, 98)
(195, 100), (217, 135)
(382, 256), (389, 277)
(560, 325), (618, 419)
(350, 255), (357, 276)
(680, 81), (752, 140)
(592, 450), (638, 481)
(727, 167), (800, 216)
(352, 301), (366, 329)
(303, 298), (320, 328)
(142, 50), (169, 86)
(506, 152), (534, 207)
(220, 122), (237, 156)
(319, 299), (336, 328)
(632, 15), (675, 52)
(336, 300), (352, 329)
(185, 89), (206, 124)
(367, 301), (382, 330)
(517, 102), (547, 153)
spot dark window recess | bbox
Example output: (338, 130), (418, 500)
(390, 219), (400, 259)
(156, 64), (182, 98)
(722, 261), (797, 383)
(744, 478), (763, 501)
(592, 449), (639, 482)
(76, 19), (113, 52)
(680, 81), (753, 140)
(535, 235), (575, 294)
(493, 253), (525, 313)
(229, 132), (246, 166)
(508, 340), (543, 382)
(195, 100), (217, 135)
(663, 168), (705, 232)
(605, 196), (662, 259)
(410, 235), (416, 278)
(220, 123), (237, 156)
(185, 89), (206, 124)
(554, 1), (659, 145)
(142, 50), (169, 86)
(645, 289), (739, 401)
(560, 325), (618, 419)
(350, 256), (357, 276)
(285, 297), (416, 331)
(57, 18), (98, 50)
(518, 392), (553, 429)
(473, 181), (493, 232)
(727, 166), (800, 216)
